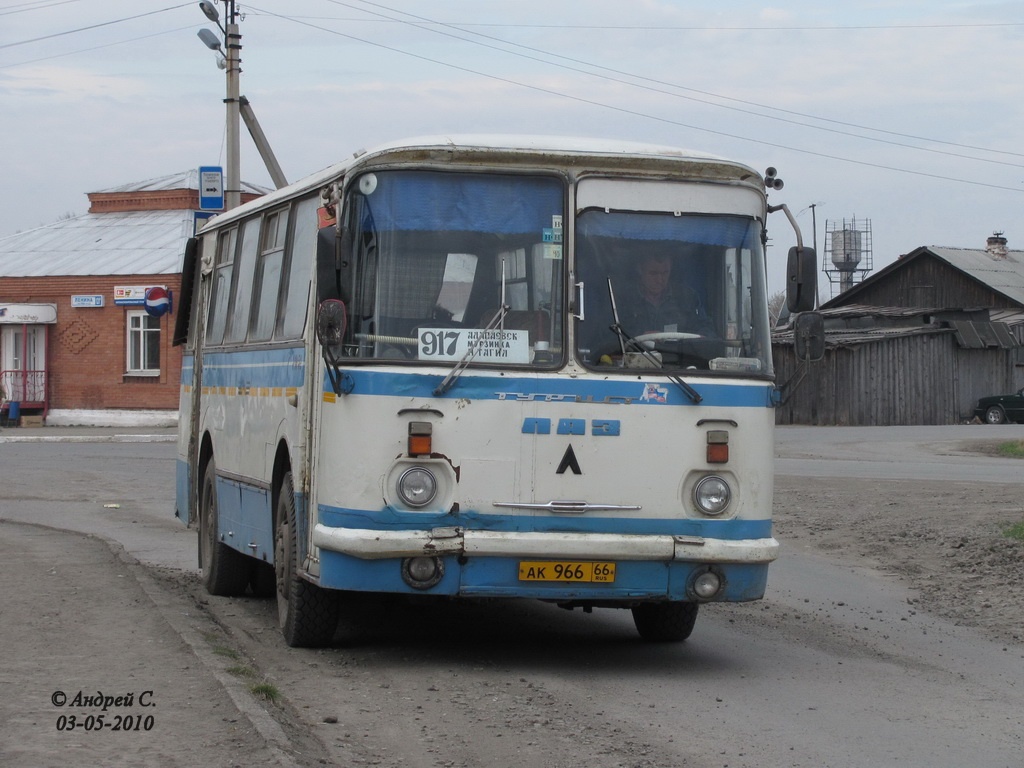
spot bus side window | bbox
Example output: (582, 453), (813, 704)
(280, 196), (319, 339)
(206, 227), (237, 345)
(224, 218), (261, 344)
(250, 208), (288, 342)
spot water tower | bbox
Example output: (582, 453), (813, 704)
(823, 217), (873, 299)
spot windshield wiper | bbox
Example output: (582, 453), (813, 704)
(432, 303), (510, 396)
(606, 278), (702, 404)
(434, 258), (512, 397)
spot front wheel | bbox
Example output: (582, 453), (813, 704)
(631, 602), (699, 642)
(275, 471), (339, 647)
(985, 406), (1007, 425)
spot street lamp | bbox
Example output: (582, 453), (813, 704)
(199, 1), (220, 25)
(196, 1), (241, 210)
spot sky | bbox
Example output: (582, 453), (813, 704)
(2, 0), (1023, 298)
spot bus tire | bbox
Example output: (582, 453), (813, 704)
(199, 457), (252, 596)
(631, 602), (699, 642)
(275, 471), (339, 647)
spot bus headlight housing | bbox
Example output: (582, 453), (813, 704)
(688, 566), (725, 601)
(693, 475), (731, 516)
(397, 467), (437, 508)
(385, 459), (455, 512)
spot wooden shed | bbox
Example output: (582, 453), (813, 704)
(773, 237), (1024, 426)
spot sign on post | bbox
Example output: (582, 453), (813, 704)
(199, 166), (224, 211)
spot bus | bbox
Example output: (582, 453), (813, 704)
(174, 135), (818, 647)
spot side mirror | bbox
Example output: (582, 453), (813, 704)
(316, 299), (347, 348)
(315, 225), (353, 305)
(786, 245), (817, 313)
(794, 311), (825, 362)
(173, 237), (200, 346)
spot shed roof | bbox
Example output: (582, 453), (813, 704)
(924, 246), (1024, 305)
(0, 209), (197, 277)
(0, 171), (270, 277)
(90, 169), (269, 196)
(823, 245), (1024, 309)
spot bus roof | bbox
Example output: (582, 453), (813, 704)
(202, 135), (763, 230)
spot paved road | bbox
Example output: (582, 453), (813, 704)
(1, 425), (1022, 767)
(776, 423), (1024, 482)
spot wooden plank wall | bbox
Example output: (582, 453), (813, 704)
(773, 328), (1024, 425)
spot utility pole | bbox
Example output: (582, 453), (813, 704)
(198, 1), (286, 208)
(224, 0), (241, 210)
(809, 203), (819, 257)
(198, 1), (241, 210)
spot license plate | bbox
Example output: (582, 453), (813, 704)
(518, 561), (616, 583)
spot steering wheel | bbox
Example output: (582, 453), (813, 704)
(632, 331), (706, 344)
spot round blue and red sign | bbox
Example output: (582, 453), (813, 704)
(144, 287), (172, 318)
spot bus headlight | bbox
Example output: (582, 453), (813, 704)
(693, 475), (731, 516)
(402, 556), (444, 590)
(397, 467), (437, 508)
(689, 567), (724, 601)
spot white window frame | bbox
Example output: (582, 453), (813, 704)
(126, 310), (161, 376)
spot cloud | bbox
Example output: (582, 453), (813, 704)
(0, 65), (145, 102)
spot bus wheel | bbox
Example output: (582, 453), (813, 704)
(274, 471), (339, 647)
(199, 458), (252, 596)
(631, 602), (699, 642)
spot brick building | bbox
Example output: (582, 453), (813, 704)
(0, 172), (265, 425)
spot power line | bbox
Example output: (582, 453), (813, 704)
(0, 3), (191, 49)
(0, 24), (196, 69)
(348, 0), (1024, 165)
(335, 0), (1024, 166)
(245, 4), (1024, 194)
(0, 0), (89, 17)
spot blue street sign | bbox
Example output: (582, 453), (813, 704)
(199, 166), (224, 210)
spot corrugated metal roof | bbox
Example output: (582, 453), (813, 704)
(0, 171), (272, 277)
(0, 209), (195, 276)
(92, 169), (269, 196)
(949, 320), (1019, 349)
(773, 323), (950, 348)
(924, 246), (1024, 305)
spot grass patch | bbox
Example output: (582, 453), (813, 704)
(1004, 521), (1024, 542)
(226, 665), (258, 679)
(211, 646), (241, 660)
(249, 682), (281, 704)
(995, 440), (1024, 458)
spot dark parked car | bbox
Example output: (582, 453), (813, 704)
(974, 387), (1024, 424)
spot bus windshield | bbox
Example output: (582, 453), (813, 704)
(338, 170), (565, 366)
(575, 207), (772, 376)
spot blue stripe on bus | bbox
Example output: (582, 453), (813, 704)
(182, 350), (771, 407)
(318, 504), (772, 539)
(326, 369), (774, 407)
(182, 347), (307, 389)
(316, 550), (770, 601)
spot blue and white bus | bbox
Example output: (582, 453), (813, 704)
(174, 136), (817, 647)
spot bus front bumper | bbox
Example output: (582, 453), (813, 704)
(311, 524), (779, 564)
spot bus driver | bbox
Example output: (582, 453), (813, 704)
(622, 254), (714, 337)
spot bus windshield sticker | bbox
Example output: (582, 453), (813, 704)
(418, 327), (530, 364)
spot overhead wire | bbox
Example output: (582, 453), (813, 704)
(243, 2), (1024, 192)
(332, 0), (1024, 167)
(0, 25), (197, 69)
(5, 1), (1022, 192)
(0, 0), (89, 16)
(356, 0), (1024, 162)
(0, 3), (192, 49)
